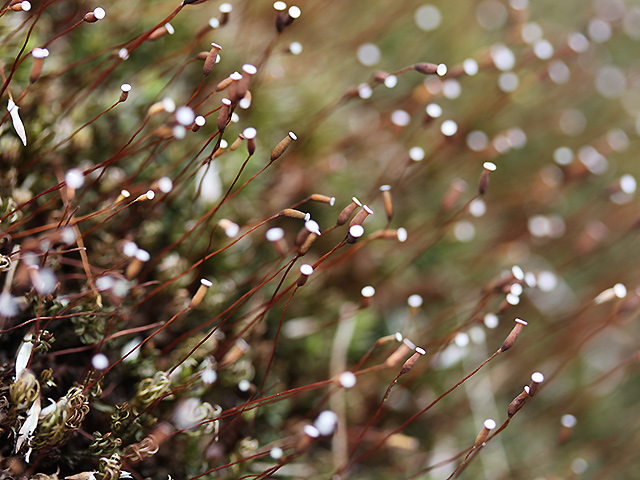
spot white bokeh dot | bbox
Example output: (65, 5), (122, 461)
(559, 109), (586, 136)
(553, 146), (574, 165)
(568, 32), (590, 52)
(441, 119), (458, 136)
(415, 4), (442, 31)
(548, 60), (570, 84)
(595, 66), (627, 98)
(453, 220), (475, 242)
(491, 44), (516, 71)
(463, 58), (479, 76)
(533, 39), (554, 60)
(442, 79), (461, 99)
(426, 103), (442, 118)
(92, 353), (109, 370)
(408, 294), (423, 307)
(476, 0), (507, 31)
(339, 371), (357, 388)
(498, 72), (519, 92)
(357, 43), (381, 66)
(391, 110), (411, 126)
(466, 130), (489, 151)
(588, 18), (612, 43)
(484, 313), (499, 329)
(65, 169), (84, 189)
(521, 22), (542, 44)
(409, 146), (425, 161)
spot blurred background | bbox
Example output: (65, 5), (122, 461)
(1, 0), (639, 479)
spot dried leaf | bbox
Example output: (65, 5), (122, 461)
(7, 99), (27, 146)
(15, 394), (41, 455)
(15, 333), (34, 377)
(64, 473), (96, 480)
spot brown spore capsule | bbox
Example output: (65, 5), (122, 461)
(283, 5), (301, 27)
(528, 372), (544, 397)
(30, 48), (49, 84)
(84, 7), (106, 23)
(479, 162), (497, 195)
(125, 249), (150, 280)
(119, 83), (132, 102)
(296, 264), (313, 287)
(219, 339), (249, 368)
(298, 232), (318, 255)
(228, 71), (243, 102)
(440, 178), (467, 212)
(149, 23), (174, 40)
(310, 194), (335, 206)
(229, 134), (244, 151)
(216, 75), (234, 92)
(189, 278), (213, 308)
(242, 127), (257, 155)
(203, 42), (222, 77)
(385, 342), (411, 367)
(337, 197), (362, 226)
(216, 98), (232, 132)
(9, 1), (32, 12)
(500, 318), (527, 352)
(400, 347), (425, 375)
(507, 386), (530, 417)
(380, 185), (393, 221)
(218, 2), (232, 26)
(474, 419), (496, 447)
(413, 62), (439, 74)
(236, 64), (257, 100)
(349, 205), (374, 227)
(280, 208), (310, 220)
(270, 132), (297, 162)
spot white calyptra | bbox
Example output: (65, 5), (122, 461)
(339, 371), (356, 388)
(314, 410), (338, 435)
(7, 99), (27, 146)
(176, 106), (195, 126)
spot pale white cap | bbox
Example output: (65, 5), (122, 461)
(176, 106), (196, 126)
(288, 6), (301, 18)
(483, 161), (497, 171)
(407, 294), (423, 308)
(266, 227), (285, 242)
(65, 168), (84, 189)
(243, 127), (257, 139)
(303, 424), (320, 438)
(531, 372), (544, 383)
(314, 410), (338, 436)
(92, 353), (109, 370)
(242, 64), (257, 75)
(339, 371), (356, 388)
(349, 225), (364, 238)
(158, 177), (173, 193)
(135, 249), (150, 262)
(123, 241), (138, 257)
(31, 47), (49, 59)
(361, 285), (375, 297)
(484, 419), (496, 430)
